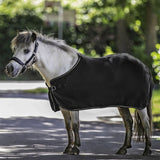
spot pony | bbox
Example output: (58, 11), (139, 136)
(5, 31), (153, 156)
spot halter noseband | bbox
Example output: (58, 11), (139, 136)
(11, 40), (39, 74)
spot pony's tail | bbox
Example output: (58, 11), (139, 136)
(134, 101), (152, 142)
(134, 73), (153, 142)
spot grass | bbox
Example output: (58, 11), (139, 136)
(24, 88), (48, 94)
(152, 89), (160, 129)
(152, 89), (160, 114)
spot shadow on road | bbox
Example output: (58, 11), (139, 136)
(0, 117), (159, 160)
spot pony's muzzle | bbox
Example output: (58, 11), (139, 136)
(6, 63), (14, 75)
(5, 62), (19, 78)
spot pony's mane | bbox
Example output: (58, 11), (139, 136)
(11, 30), (78, 54)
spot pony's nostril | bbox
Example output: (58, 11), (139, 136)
(6, 64), (14, 73)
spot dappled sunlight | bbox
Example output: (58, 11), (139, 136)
(0, 117), (159, 159)
(110, 117), (122, 122)
(152, 135), (160, 140)
(0, 117), (66, 158)
(0, 97), (121, 122)
(80, 108), (119, 121)
(94, 136), (113, 139)
(0, 144), (63, 157)
(42, 122), (53, 126)
(0, 101), (158, 160)
(0, 98), (63, 119)
(0, 81), (46, 91)
(81, 129), (102, 133)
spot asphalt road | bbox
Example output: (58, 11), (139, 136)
(0, 116), (160, 160)
(0, 81), (160, 160)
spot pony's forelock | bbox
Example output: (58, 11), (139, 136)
(11, 31), (33, 51)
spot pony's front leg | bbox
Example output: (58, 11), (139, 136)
(116, 107), (133, 155)
(70, 111), (81, 155)
(60, 108), (74, 154)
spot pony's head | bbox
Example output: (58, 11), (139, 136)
(5, 31), (38, 78)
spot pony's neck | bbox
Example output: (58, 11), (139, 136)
(34, 40), (78, 87)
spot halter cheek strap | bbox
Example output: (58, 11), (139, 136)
(11, 40), (39, 74)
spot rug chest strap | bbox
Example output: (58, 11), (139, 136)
(47, 85), (60, 112)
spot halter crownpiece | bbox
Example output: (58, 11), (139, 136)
(10, 40), (39, 74)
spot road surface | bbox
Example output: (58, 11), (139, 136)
(0, 81), (159, 159)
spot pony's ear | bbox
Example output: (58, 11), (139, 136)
(17, 31), (19, 35)
(31, 32), (37, 42)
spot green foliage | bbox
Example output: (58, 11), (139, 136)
(78, 47), (85, 55)
(0, 0), (43, 80)
(131, 44), (158, 82)
(62, 0), (153, 57)
(0, 0), (43, 16)
(0, 13), (43, 68)
(1, 0), (160, 81)
(152, 88), (160, 129)
(152, 89), (160, 114)
(104, 46), (115, 56)
(78, 45), (115, 57)
(132, 44), (150, 65)
(151, 44), (160, 81)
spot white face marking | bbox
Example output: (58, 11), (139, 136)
(6, 43), (35, 78)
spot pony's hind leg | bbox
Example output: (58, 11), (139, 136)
(116, 107), (133, 155)
(137, 108), (152, 155)
(60, 108), (74, 154)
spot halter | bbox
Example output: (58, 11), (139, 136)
(11, 40), (39, 74)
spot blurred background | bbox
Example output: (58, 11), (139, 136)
(0, 0), (160, 82)
(0, 1), (160, 157)
(0, 0), (160, 128)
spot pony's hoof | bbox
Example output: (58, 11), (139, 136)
(143, 148), (152, 156)
(63, 146), (73, 154)
(63, 146), (80, 155)
(72, 146), (80, 155)
(116, 148), (127, 155)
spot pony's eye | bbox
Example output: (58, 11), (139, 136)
(24, 49), (30, 54)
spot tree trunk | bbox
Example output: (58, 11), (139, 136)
(116, 19), (131, 53)
(145, 0), (157, 55)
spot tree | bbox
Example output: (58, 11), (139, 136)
(115, 0), (131, 53)
(144, 0), (157, 55)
